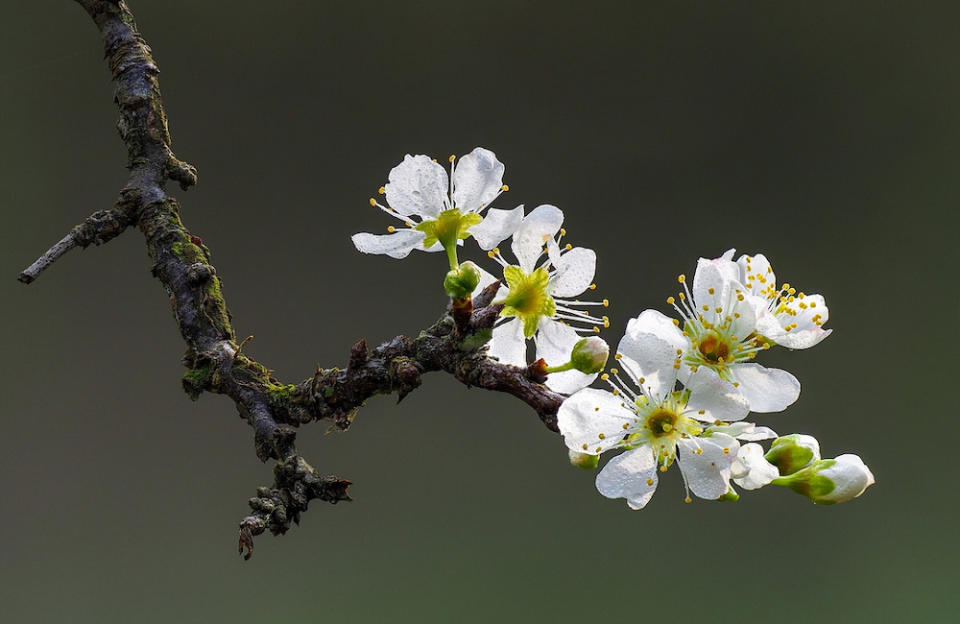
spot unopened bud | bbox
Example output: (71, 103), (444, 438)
(765, 433), (820, 476)
(569, 337), (609, 374)
(772, 454), (875, 505)
(731, 443), (780, 490)
(568, 450), (599, 471)
(443, 261), (481, 299)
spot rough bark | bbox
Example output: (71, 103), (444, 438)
(20, 0), (564, 560)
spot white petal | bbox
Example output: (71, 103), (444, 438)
(693, 256), (740, 313)
(728, 363), (800, 413)
(684, 366), (750, 422)
(616, 331), (679, 400)
(452, 147), (505, 212)
(511, 204), (564, 272)
(486, 318), (527, 367)
(383, 154), (449, 218)
(677, 433), (739, 500)
(549, 247), (596, 297)
(557, 388), (637, 454)
(731, 443), (780, 490)
(624, 309), (686, 353)
(469, 205), (524, 251)
(736, 253), (776, 298)
(738, 425), (778, 441)
(351, 230), (426, 259)
(595, 446), (658, 509)
(536, 320), (597, 395)
(819, 454), (875, 502)
(769, 294), (832, 349)
(706, 421), (778, 441)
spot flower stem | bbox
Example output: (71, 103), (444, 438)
(445, 243), (459, 271)
(544, 361), (575, 374)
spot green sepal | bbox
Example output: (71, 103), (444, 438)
(415, 209), (482, 250)
(765, 434), (817, 476)
(500, 266), (556, 337)
(568, 451), (600, 471)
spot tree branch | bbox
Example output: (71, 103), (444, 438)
(20, 0), (564, 558)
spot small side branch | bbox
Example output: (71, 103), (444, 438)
(19, 208), (131, 283)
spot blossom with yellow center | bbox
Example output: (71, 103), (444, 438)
(473, 205), (609, 395)
(734, 251), (832, 350)
(647, 251), (802, 413)
(351, 148), (523, 268)
(557, 323), (767, 508)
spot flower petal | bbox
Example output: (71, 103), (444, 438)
(728, 363), (800, 412)
(550, 247), (596, 297)
(731, 443), (780, 490)
(486, 318), (527, 367)
(736, 253), (776, 298)
(469, 205), (524, 251)
(351, 229), (427, 259)
(684, 366), (750, 422)
(511, 204), (564, 272)
(452, 147), (505, 212)
(706, 421), (778, 440)
(557, 388), (637, 454)
(616, 331), (679, 401)
(693, 255), (740, 311)
(595, 446), (658, 509)
(677, 433), (739, 500)
(536, 320), (596, 395)
(728, 363), (800, 413)
(768, 293), (832, 349)
(624, 309), (686, 354)
(384, 154), (449, 218)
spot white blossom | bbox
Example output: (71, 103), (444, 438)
(557, 325), (759, 508)
(735, 251), (832, 349)
(351, 148), (522, 261)
(643, 251), (802, 412)
(475, 205), (608, 394)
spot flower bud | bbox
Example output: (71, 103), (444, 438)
(764, 433), (820, 476)
(568, 449), (600, 471)
(569, 337), (609, 374)
(772, 454), (875, 505)
(443, 261), (481, 299)
(731, 443), (780, 490)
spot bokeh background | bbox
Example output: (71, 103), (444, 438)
(1, 1), (956, 622)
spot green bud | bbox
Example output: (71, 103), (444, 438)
(765, 433), (820, 476)
(568, 337), (609, 374)
(443, 261), (481, 299)
(771, 454), (875, 505)
(568, 450), (600, 471)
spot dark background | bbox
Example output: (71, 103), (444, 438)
(1, 1), (956, 622)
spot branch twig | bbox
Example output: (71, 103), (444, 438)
(21, 0), (564, 559)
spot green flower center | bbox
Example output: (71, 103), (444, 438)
(415, 209), (482, 251)
(500, 266), (556, 337)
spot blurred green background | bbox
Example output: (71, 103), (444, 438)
(1, 1), (956, 622)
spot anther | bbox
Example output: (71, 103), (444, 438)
(378, 186), (386, 194)
(368, 198), (377, 206)
(501, 184), (509, 191)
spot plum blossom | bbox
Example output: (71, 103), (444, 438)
(734, 251), (832, 349)
(474, 205), (608, 394)
(648, 253), (802, 412)
(557, 322), (768, 508)
(351, 147), (523, 266)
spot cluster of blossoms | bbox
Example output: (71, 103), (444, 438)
(352, 147), (874, 511)
(353, 147), (610, 394)
(559, 250), (874, 508)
